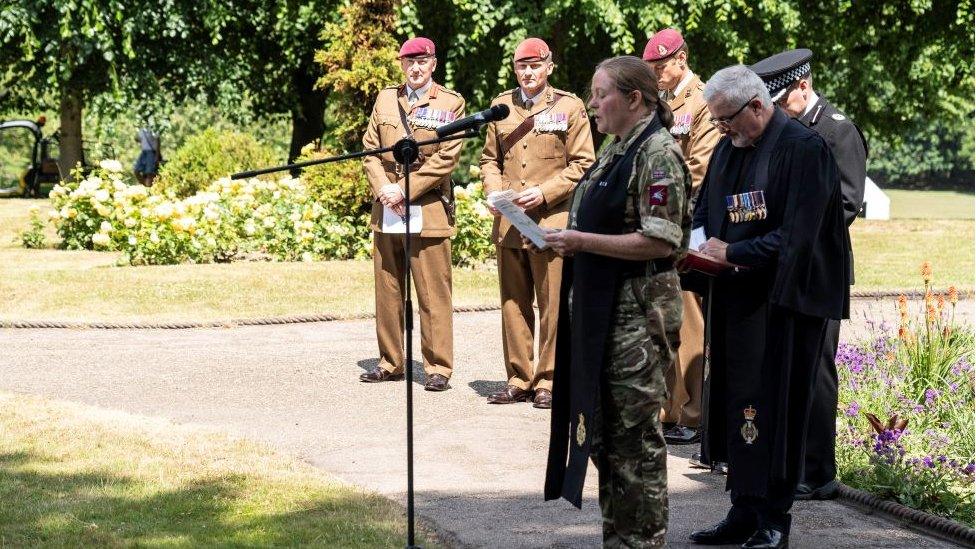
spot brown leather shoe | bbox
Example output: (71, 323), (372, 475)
(487, 385), (532, 404)
(359, 366), (404, 383)
(532, 389), (552, 409)
(424, 373), (450, 391)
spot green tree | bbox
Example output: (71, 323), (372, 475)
(0, 0), (211, 175)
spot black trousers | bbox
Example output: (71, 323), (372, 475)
(801, 318), (840, 487)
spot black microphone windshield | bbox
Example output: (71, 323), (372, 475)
(490, 104), (510, 120)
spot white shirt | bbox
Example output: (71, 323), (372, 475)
(672, 70), (695, 98)
(405, 80), (433, 104)
(137, 128), (159, 152)
(802, 91), (820, 118)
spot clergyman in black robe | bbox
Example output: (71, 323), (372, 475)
(688, 65), (850, 548)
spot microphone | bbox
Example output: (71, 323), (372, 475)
(435, 104), (510, 137)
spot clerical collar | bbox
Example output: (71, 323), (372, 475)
(520, 86), (548, 105)
(802, 91), (820, 117)
(672, 70), (695, 97)
(405, 80), (433, 100)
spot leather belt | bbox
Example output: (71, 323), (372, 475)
(381, 159), (423, 175)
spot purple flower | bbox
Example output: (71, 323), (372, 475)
(924, 388), (940, 405)
(923, 456), (935, 468)
(845, 402), (860, 417)
(963, 462), (975, 475)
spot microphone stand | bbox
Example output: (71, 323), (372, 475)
(232, 130), (478, 549)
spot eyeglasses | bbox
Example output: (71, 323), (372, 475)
(709, 94), (758, 128)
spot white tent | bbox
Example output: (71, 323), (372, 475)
(862, 176), (890, 220)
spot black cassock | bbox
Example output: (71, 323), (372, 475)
(692, 109), (850, 499)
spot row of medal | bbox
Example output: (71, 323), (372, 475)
(726, 189), (767, 223)
(534, 112), (568, 132)
(670, 113), (693, 136)
(409, 108), (458, 130)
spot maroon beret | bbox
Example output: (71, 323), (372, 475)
(399, 37), (435, 59)
(513, 38), (551, 62)
(642, 28), (684, 62)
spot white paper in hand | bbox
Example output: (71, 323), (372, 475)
(487, 190), (549, 249)
(689, 226), (706, 251)
(382, 205), (422, 234)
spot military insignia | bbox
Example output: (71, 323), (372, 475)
(725, 190), (766, 223)
(669, 113), (693, 136)
(534, 112), (568, 132)
(576, 413), (586, 446)
(651, 170), (666, 180)
(740, 405), (758, 444)
(831, 113), (846, 121)
(409, 108), (457, 130)
(657, 44), (668, 56)
(648, 184), (668, 206)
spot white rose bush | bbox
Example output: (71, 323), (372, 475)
(42, 163), (496, 267)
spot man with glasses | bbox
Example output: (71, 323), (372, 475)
(750, 48), (867, 502)
(642, 28), (720, 447)
(686, 65), (850, 548)
(360, 37), (465, 392)
(479, 38), (594, 409)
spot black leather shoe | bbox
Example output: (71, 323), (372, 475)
(742, 527), (788, 548)
(360, 366), (404, 383)
(487, 385), (532, 404)
(689, 452), (710, 469)
(424, 373), (450, 391)
(713, 461), (729, 475)
(664, 425), (700, 445)
(794, 479), (839, 500)
(689, 517), (756, 545)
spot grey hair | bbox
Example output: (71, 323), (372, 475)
(704, 64), (772, 108)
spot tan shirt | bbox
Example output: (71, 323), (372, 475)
(667, 73), (720, 196)
(479, 87), (595, 247)
(362, 83), (466, 237)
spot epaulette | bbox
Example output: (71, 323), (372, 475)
(437, 85), (462, 97)
(552, 88), (578, 99)
(494, 89), (516, 100)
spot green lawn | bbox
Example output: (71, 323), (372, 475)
(0, 194), (971, 322)
(0, 392), (440, 547)
(886, 189), (974, 220)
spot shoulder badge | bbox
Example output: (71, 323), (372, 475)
(438, 85), (462, 98)
(831, 113), (846, 121)
(648, 184), (669, 206)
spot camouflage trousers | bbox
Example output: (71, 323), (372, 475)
(590, 277), (675, 548)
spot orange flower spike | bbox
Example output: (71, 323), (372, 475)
(921, 261), (933, 283)
(926, 304), (937, 323)
(897, 294), (908, 314)
(937, 294), (946, 311)
(948, 285), (959, 305)
(898, 326), (909, 340)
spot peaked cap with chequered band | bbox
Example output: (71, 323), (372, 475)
(749, 48), (813, 102)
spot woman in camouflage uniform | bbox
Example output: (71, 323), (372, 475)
(543, 56), (692, 548)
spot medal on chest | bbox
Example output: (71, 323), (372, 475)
(534, 112), (568, 133)
(725, 189), (767, 223)
(670, 113), (693, 136)
(408, 107), (457, 130)
(741, 405), (758, 444)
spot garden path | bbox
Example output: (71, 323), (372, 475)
(1, 297), (968, 548)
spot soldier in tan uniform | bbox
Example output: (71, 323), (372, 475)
(479, 38), (595, 408)
(643, 28), (720, 444)
(360, 37), (465, 392)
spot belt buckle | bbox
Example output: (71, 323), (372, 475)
(394, 162), (404, 177)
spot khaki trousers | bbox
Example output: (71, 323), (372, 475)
(662, 291), (705, 427)
(373, 232), (453, 379)
(497, 245), (562, 391)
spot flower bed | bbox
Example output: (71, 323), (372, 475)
(44, 162), (494, 267)
(837, 264), (974, 525)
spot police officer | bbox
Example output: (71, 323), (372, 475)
(479, 38), (595, 409)
(643, 28), (721, 445)
(544, 56), (691, 548)
(750, 48), (867, 501)
(360, 37), (465, 392)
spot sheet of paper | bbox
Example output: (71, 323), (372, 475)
(487, 190), (549, 249)
(382, 204), (422, 234)
(689, 226), (706, 251)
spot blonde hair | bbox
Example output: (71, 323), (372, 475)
(595, 56), (674, 129)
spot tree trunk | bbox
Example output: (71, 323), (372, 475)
(58, 88), (84, 180)
(287, 67), (327, 166)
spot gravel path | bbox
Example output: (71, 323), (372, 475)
(1, 298), (968, 548)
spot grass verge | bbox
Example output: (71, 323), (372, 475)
(0, 392), (439, 547)
(0, 198), (971, 322)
